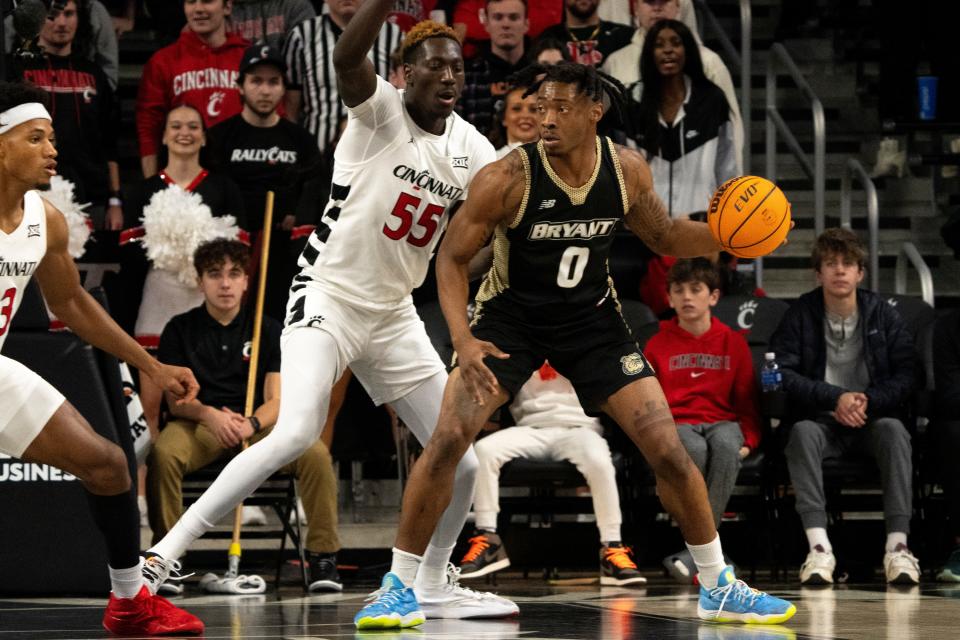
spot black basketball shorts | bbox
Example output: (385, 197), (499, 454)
(466, 297), (656, 412)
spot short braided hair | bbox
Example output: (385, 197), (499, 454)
(508, 62), (629, 125)
(400, 20), (461, 64)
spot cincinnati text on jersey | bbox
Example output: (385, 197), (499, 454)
(230, 147), (298, 163)
(527, 218), (619, 241)
(0, 260), (38, 277)
(392, 165), (464, 201)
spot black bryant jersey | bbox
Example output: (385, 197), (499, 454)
(475, 136), (629, 324)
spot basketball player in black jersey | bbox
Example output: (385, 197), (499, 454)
(394, 63), (796, 624)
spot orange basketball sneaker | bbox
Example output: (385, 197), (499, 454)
(102, 586), (204, 636)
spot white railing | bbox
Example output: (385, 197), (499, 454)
(895, 242), (934, 307)
(763, 43), (826, 288)
(839, 158), (879, 291)
(693, 0), (752, 172)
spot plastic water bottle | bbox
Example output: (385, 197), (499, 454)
(760, 352), (782, 392)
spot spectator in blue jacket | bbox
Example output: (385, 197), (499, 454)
(770, 228), (919, 586)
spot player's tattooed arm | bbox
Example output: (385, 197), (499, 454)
(333, 0), (395, 107)
(35, 202), (200, 403)
(618, 146), (722, 257)
(437, 151), (524, 346)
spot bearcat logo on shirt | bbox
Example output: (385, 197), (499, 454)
(392, 165), (464, 201)
(620, 353), (646, 375)
(528, 219), (618, 241)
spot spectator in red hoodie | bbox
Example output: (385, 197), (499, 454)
(644, 258), (760, 582)
(136, 0), (250, 177)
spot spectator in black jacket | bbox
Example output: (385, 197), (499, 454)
(933, 310), (960, 582)
(457, 0), (529, 135)
(769, 228), (919, 586)
(11, 0), (122, 230)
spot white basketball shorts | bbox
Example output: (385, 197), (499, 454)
(0, 354), (65, 457)
(284, 283), (445, 406)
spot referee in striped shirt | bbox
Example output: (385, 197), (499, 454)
(283, 1), (402, 153)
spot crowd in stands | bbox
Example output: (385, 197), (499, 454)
(5, 0), (960, 589)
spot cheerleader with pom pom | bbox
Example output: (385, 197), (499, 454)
(118, 104), (245, 435)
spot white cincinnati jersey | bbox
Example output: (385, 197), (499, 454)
(0, 191), (47, 351)
(296, 75), (496, 310)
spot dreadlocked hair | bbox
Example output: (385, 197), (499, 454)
(507, 62), (629, 129)
(401, 20), (461, 63)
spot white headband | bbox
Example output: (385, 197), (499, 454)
(0, 103), (52, 135)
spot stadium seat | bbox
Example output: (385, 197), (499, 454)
(713, 295), (790, 345)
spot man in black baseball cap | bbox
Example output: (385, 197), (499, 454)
(206, 42), (321, 319)
(238, 43), (289, 79)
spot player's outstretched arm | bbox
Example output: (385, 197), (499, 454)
(618, 146), (722, 258)
(332, 0), (395, 107)
(437, 152), (524, 402)
(34, 202), (199, 404)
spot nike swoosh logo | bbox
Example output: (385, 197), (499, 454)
(691, 372), (706, 378)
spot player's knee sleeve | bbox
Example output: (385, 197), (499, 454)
(455, 445), (479, 484)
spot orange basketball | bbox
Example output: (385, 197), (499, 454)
(707, 176), (792, 259)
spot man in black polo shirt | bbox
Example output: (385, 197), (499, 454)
(146, 239), (341, 594)
(207, 43), (320, 320)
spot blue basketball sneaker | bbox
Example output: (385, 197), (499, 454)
(698, 566), (796, 624)
(354, 573), (425, 630)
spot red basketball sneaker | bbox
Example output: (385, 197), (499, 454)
(102, 585), (204, 636)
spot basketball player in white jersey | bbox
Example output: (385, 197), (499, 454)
(143, 1), (518, 623)
(0, 83), (203, 635)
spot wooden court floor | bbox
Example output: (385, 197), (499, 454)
(1, 574), (958, 639)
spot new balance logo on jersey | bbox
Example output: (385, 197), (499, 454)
(537, 199), (556, 210)
(528, 218), (618, 241)
(27, 224), (40, 238)
(0, 260), (38, 277)
(451, 156), (468, 169)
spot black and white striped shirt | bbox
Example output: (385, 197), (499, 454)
(283, 15), (402, 152)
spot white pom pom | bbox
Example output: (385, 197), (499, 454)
(41, 176), (92, 259)
(139, 185), (240, 286)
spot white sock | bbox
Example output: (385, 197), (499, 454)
(148, 508), (214, 561)
(109, 559), (144, 599)
(805, 527), (833, 553)
(415, 543), (454, 589)
(599, 524), (621, 544)
(886, 531), (908, 553)
(390, 547), (422, 586)
(686, 534), (725, 589)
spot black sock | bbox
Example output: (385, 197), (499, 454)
(85, 488), (140, 570)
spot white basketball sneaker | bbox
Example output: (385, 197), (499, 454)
(884, 544), (920, 584)
(799, 546), (836, 585)
(142, 555), (190, 595)
(414, 564), (519, 619)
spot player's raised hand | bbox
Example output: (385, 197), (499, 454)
(455, 336), (509, 405)
(152, 363), (200, 405)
